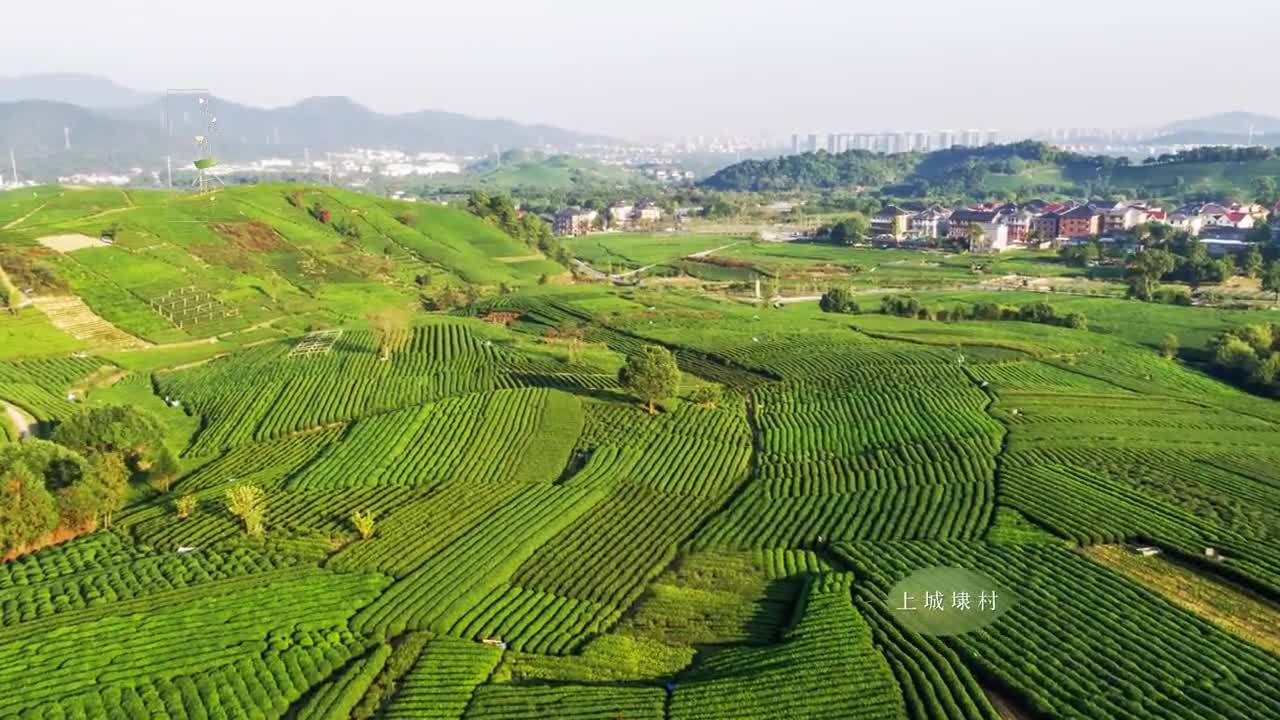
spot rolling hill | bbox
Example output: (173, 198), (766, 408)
(0, 184), (564, 346)
(434, 151), (656, 193)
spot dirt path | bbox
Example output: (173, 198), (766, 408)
(2, 199), (54, 230)
(3, 402), (35, 439)
(686, 242), (742, 259)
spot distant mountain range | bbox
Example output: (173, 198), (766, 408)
(0, 73), (614, 173)
(1160, 111), (1280, 136)
(0, 73), (155, 108)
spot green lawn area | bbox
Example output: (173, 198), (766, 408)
(913, 290), (1279, 349)
(565, 233), (739, 268)
(0, 307), (85, 359)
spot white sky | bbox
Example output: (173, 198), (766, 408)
(4, 0), (1280, 138)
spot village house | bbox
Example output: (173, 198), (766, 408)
(910, 208), (950, 240)
(872, 205), (913, 240)
(606, 202), (635, 229)
(1058, 205), (1101, 239)
(1101, 203), (1152, 234)
(947, 209), (999, 241)
(634, 200), (664, 225)
(553, 207), (598, 236)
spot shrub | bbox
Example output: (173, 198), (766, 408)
(1159, 334), (1179, 360)
(175, 495), (197, 520)
(880, 295), (921, 317)
(1154, 287), (1192, 306)
(689, 385), (723, 409)
(351, 509), (376, 540)
(1063, 313), (1088, 330)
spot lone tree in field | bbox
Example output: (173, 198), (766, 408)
(619, 345), (681, 415)
(1160, 333), (1179, 360)
(225, 484), (266, 537)
(366, 307), (410, 361)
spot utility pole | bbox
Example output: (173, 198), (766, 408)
(166, 155), (173, 188)
(9, 150), (17, 185)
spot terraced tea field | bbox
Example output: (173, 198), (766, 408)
(2, 185), (1278, 719)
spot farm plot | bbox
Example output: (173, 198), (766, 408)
(698, 357), (1001, 550)
(381, 639), (503, 719)
(31, 295), (149, 349)
(836, 542), (1280, 720)
(158, 325), (515, 455)
(0, 559), (386, 718)
(0, 355), (107, 421)
(668, 573), (904, 720)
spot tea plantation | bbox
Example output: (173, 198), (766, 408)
(0, 184), (1277, 719)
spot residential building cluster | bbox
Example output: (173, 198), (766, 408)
(791, 130), (1002, 155)
(868, 199), (1275, 254)
(553, 200), (665, 236)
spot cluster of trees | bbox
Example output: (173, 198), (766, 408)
(819, 288), (861, 314)
(816, 213), (871, 246)
(1208, 323), (1280, 395)
(879, 295), (1087, 329)
(1141, 146), (1278, 166)
(1124, 241), (1280, 301)
(0, 406), (176, 555)
(701, 150), (917, 192)
(465, 192), (570, 266)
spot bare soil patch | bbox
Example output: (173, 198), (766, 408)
(36, 234), (109, 253)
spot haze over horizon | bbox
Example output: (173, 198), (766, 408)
(4, 0), (1280, 140)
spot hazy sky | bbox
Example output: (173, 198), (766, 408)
(5, 0), (1280, 139)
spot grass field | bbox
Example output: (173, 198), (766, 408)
(1, 184), (1277, 720)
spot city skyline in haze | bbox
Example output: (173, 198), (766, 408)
(5, 0), (1280, 140)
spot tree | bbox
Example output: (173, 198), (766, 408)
(0, 461), (57, 556)
(618, 345), (681, 415)
(225, 484), (266, 536)
(965, 223), (987, 252)
(366, 307), (410, 361)
(1244, 244), (1265, 279)
(1159, 333), (1179, 360)
(80, 452), (128, 529)
(1263, 261), (1280, 303)
(1125, 249), (1176, 300)
(819, 288), (860, 314)
(350, 509), (376, 540)
(689, 385), (723, 409)
(828, 213), (870, 245)
(1252, 176), (1278, 205)
(1252, 352), (1280, 387)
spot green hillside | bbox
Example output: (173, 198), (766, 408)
(435, 152), (656, 193)
(703, 141), (1280, 200)
(0, 184), (563, 345)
